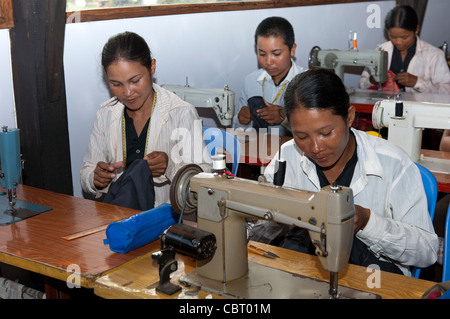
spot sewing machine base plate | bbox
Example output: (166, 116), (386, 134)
(0, 196), (52, 225)
(180, 262), (381, 299)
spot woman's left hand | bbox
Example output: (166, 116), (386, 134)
(394, 72), (418, 88)
(144, 151), (168, 177)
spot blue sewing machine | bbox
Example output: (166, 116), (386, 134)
(0, 126), (51, 225)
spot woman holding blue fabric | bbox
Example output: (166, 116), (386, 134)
(233, 16), (304, 136)
(81, 31), (210, 208)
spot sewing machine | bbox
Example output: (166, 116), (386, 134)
(162, 84), (235, 127)
(0, 125), (52, 225)
(0, 126), (21, 212)
(160, 162), (379, 299)
(308, 46), (388, 86)
(372, 97), (450, 174)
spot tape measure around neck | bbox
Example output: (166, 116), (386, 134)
(121, 91), (157, 169)
(262, 78), (288, 104)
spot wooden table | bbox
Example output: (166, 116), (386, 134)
(93, 240), (436, 300)
(421, 149), (450, 193)
(0, 185), (154, 295)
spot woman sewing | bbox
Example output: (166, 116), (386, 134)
(359, 5), (450, 94)
(80, 31), (210, 207)
(265, 69), (438, 276)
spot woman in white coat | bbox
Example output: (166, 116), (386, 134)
(360, 5), (450, 94)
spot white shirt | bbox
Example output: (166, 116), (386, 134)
(233, 60), (304, 135)
(80, 84), (211, 207)
(264, 129), (438, 275)
(359, 36), (450, 94)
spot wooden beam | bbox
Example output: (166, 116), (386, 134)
(9, 0), (73, 195)
(396, 0), (428, 35)
(0, 0), (13, 29)
(66, 0), (376, 23)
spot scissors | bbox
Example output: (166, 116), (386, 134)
(248, 244), (280, 259)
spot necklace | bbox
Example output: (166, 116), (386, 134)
(121, 90), (157, 169)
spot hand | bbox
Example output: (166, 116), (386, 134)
(354, 205), (371, 233)
(238, 106), (252, 125)
(144, 151), (168, 177)
(93, 161), (123, 190)
(256, 100), (283, 125)
(394, 72), (417, 88)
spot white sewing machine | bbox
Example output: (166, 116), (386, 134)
(165, 163), (380, 299)
(162, 84), (235, 127)
(372, 96), (450, 174)
(308, 46), (388, 86)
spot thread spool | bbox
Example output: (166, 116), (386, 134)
(211, 154), (226, 172)
(273, 160), (286, 187)
(395, 94), (403, 118)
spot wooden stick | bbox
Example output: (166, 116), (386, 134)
(62, 224), (109, 241)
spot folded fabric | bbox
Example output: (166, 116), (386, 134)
(103, 203), (178, 253)
(248, 96), (269, 130)
(368, 70), (400, 92)
(103, 159), (155, 211)
(422, 280), (450, 299)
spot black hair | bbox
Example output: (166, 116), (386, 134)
(101, 31), (153, 72)
(385, 5), (419, 32)
(254, 16), (295, 50)
(284, 69), (350, 120)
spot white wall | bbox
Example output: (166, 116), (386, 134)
(1, 0), (449, 197)
(0, 29), (15, 129)
(65, 1), (397, 197)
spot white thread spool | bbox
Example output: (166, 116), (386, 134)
(211, 154), (226, 171)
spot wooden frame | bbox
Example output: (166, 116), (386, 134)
(0, 0), (13, 28)
(66, 0), (377, 24)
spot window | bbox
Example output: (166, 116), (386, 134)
(65, 0), (375, 24)
(0, 0), (13, 29)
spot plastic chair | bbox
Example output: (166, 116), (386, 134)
(443, 204), (450, 282)
(411, 163), (439, 278)
(202, 127), (240, 176)
(416, 163), (439, 221)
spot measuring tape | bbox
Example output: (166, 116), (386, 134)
(62, 224), (109, 241)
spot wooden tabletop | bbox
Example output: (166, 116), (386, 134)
(94, 240), (436, 299)
(0, 185), (154, 288)
(421, 149), (450, 193)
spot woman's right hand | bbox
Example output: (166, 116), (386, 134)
(93, 161), (123, 190)
(238, 106), (252, 125)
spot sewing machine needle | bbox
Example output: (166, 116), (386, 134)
(329, 271), (339, 299)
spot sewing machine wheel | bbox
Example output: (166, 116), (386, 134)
(324, 52), (338, 69)
(169, 164), (203, 215)
(308, 46), (321, 69)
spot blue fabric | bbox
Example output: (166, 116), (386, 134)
(440, 289), (450, 299)
(103, 203), (178, 253)
(103, 159), (155, 211)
